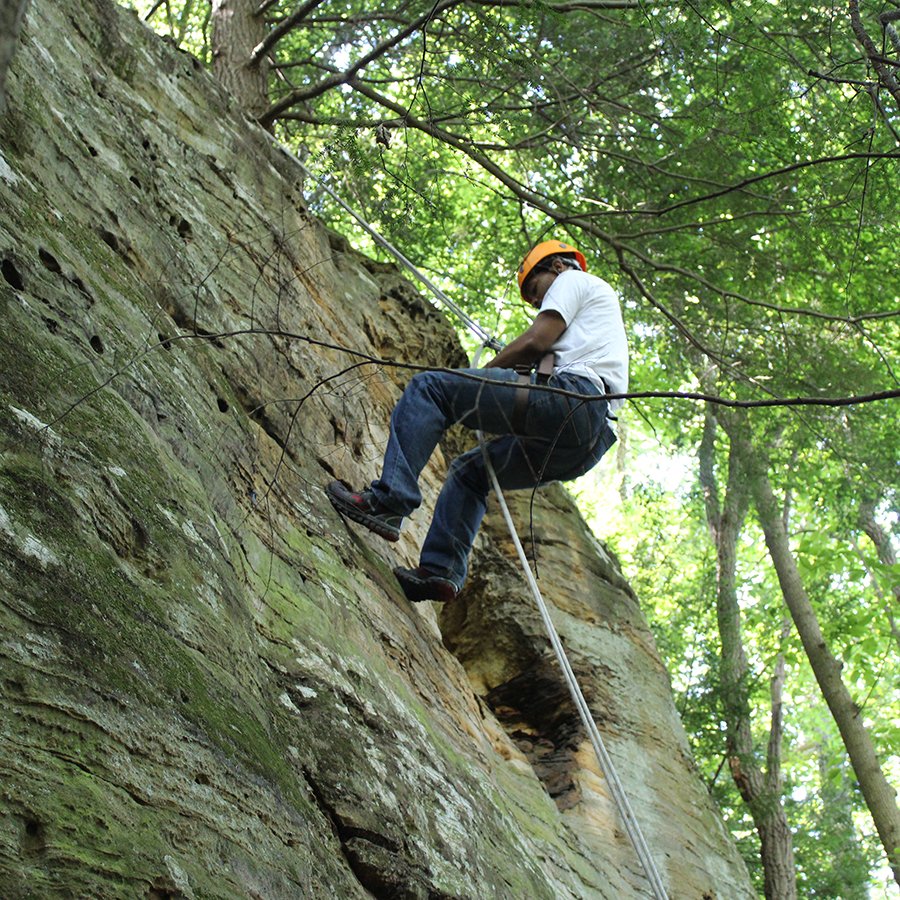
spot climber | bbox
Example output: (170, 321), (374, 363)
(326, 239), (628, 603)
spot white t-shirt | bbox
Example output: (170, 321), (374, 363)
(539, 269), (629, 413)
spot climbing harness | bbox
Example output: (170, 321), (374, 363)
(279, 141), (668, 900)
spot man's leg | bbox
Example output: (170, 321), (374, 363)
(410, 378), (615, 595)
(327, 367), (520, 542)
(417, 435), (539, 589)
(330, 370), (612, 600)
(370, 367), (521, 515)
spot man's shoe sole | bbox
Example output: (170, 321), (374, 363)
(394, 567), (458, 603)
(326, 482), (401, 542)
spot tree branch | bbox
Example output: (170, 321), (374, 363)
(50, 324), (900, 434)
(650, 152), (900, 217)
(249, 0), (328, 66)
(469, 0), (640, 8)
(301, 76), (900, 333)
(259, 0), (468, 126)
(849, 0), (900, 114)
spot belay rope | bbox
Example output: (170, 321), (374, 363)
(469, 346), (669, 900)
(280, 140), (669, 900)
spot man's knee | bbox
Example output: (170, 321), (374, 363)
(447, 451), (489, 492)
(405, 369), (448, 400)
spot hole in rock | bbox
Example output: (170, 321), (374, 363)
(217, 397), (229, 413)
(90, 335), (104, 354)
(99, 230), (119, 253)
(169, 216), (192, 240)
(38, 248), (62, 273)
(21, 818), (46, 855)
(71, 275), (93, 303)
(1, 259), (24, 289)
(43, 317), (59, 334)
(147, 889), (175, 900)
(130, 175), (142, 190)
(158, 334), (173, 351)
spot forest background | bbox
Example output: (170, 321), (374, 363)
(86, 0), (900, 896)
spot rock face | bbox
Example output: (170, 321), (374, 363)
(0, 2), (756, 898)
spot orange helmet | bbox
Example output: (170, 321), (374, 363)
(516, 240), (587, 298)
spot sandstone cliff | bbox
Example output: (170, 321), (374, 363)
(0, 2), (757, 898)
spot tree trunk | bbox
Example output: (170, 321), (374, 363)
(0, 0), (29, 114)
(858, 497), (899, 594)
(733, 429), (900, 887)
(210, 0), (269, 120)
(856, 497), (900, 654)
(764, 615), (795, 899)
(700, 409), (798, 900)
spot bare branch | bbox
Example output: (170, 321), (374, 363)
(48, 325), (900, 436)
(249, 0), (328, 66)
(648, 152), (900, 217)
(259, 0), (468, 127)
(849, 0), (900, 114)
(143, 0), (166, 20)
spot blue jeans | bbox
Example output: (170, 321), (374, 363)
(371, 368), (616, 589)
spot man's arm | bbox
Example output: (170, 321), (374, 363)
(485, 310), (567, 369)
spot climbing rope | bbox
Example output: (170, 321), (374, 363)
(279, 140), (668, 900)
(469, 345), (670, 900)
(482, 454), (669, 900)
(285, 148), (502, 351)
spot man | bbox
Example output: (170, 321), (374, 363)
(326, 240), (628, 603)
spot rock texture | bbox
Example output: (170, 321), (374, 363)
(0, 2), (756, 898)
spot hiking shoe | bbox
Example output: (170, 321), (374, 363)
(326, 481), (402, 542)
(394, 566), (458, 603)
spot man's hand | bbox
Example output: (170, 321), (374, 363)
(485, 310), (566, 369)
